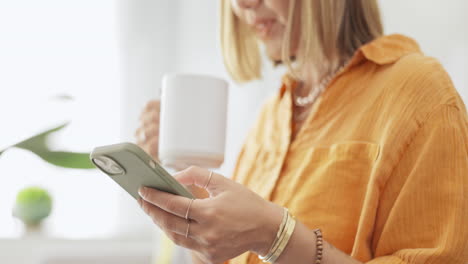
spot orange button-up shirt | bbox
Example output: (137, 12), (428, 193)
(227, 35), (468, 264)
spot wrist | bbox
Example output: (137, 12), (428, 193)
(252, 202), (284, 256)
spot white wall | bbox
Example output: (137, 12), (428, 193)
(380, 0), (468, 54)
(380, 0), (468, 103)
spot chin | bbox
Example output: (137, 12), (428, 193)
(265, 44), (283, 62)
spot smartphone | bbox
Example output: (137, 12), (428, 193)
(90, 142), (194, 199)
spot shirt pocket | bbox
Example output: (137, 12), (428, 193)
(286, 141), (380, 250)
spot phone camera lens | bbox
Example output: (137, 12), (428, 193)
(92, 156), (125, 175)
(108, 164), (124, 175)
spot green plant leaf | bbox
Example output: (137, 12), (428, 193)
(0, 123), (94, 169)
(24, 151), (93, 169)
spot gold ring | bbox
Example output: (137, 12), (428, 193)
(204, 171), (214, 190)
(185, 199), (194, 220)
(185, 219), (191, 238)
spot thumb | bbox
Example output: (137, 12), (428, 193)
(173, 166), (225, 196)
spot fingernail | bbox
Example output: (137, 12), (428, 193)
(138, 187), (145, 198)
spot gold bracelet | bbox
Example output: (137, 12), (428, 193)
(266, 214), (296, 263)
(259, 208), (289, 261)
(263, 211), (290, 262)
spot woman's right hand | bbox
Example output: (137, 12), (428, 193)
(135, 100), (160, 161)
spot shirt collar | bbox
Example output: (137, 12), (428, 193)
(358, 34), (421, 65)
(280, 34), (422, 96)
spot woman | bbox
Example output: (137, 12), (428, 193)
(135, 0), (468, 263)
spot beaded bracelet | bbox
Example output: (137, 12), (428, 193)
(312, 229), (323, 264)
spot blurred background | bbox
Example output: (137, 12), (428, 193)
(0, 0), (466, 263)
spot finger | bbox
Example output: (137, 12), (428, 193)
(165, 231), (199, 251)
(139, 198), (202, 237)
(142, 140), (158, 161)
(173, 166), (226, 196)
(187, 185), (210, 199)
(143, 123), (159, 140)
(147, 137), (159, 160)
(138, 187), (203, 220)
(142, 111), (160, 126)
(135, 127), (145, 145)
(141, 143), (150, 154)
(145, 100), (160, 111)
(140, 101), (160, 121)
(192, 251), (209, 264)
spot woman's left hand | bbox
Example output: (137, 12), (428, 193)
(137, 166), (283, 264)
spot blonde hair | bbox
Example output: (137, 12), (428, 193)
(220, 0), (383, 83)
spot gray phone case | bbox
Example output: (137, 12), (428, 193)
(90, 142), (194, 199)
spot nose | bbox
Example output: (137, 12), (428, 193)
(235, 0), (261, 10)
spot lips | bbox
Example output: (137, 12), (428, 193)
(253, 20), (275, 39)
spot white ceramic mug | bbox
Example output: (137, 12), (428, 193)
(159, 73), (229, 169)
